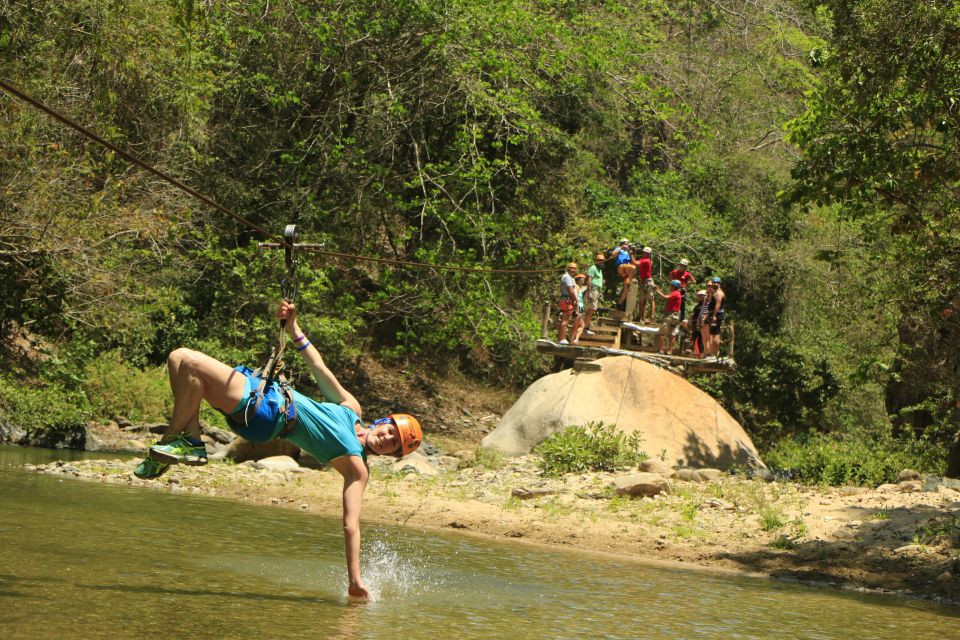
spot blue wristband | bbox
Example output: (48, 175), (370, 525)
(297, 340), (311, 352)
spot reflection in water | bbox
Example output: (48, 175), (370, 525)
(325, 603), (364, 640)
(79, 582), (340, 605)
(0, 445), (958, 640)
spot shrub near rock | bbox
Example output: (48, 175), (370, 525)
(535, 421), (645, 476)
(0, 377), (89, 449)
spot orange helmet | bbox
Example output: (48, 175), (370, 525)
(389, 413), (422, 457)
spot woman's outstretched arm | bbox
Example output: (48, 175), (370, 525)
(277, 301), (362, 417)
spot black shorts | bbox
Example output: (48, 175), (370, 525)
(709, 312), (724, 335)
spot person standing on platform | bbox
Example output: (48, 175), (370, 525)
(636, 246), (655, 324)
(689, 289), (708, 356)
(571, 273), (588, 344)
(687, 289), (707, 357)
(698, 283), (715, 358)
(669, 259), (696, 322)
(610, 239), (636, 309)
(558, 262), (579, 345)
(583, 253), (605, 336)
(705, 277), (726, 357)
(655, 280), (683, 354)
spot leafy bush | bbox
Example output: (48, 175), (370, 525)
(536, 421), (646, 477)
(0, 376), (90, 434)
(759, 506), (785, 532)
(913, 517), (960, 549)
(765, 431), (944, 487)
(83, 351), (171, 423)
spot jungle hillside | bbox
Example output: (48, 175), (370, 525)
(2, 0), (958, 481)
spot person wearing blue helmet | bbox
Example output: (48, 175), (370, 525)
(670, 259), (696, 323)
(654, 279), (683, 354)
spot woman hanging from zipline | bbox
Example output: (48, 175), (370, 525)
(133, 300), (423, 600)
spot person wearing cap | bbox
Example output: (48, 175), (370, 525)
(636, 246), (655, 323)
(610, 239), (636, 308)
(669, 259), (696, 323)
(131, 300), (423, 601)
(557, 262), (579, 345)
(582, 253), (606, 336)
(704, 277), (726, 357)
(654, 280), (683, 354)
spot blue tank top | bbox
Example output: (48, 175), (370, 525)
(615, 250), (632, 266)
(285, 390), (364, 463)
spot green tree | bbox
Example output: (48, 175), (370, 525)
(788, 0), (960, 474)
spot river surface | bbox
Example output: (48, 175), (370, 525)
(1, 445), (957, 639)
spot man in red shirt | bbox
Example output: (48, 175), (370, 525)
(655, 279), (683, 354)
(669, 259), (695, 288)
(635, 246), (655, 323)
(669, 259), (696, 322)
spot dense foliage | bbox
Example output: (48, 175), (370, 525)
(765, 430), (942, 486)
(1, 0), (955, 479)
(788, 0), (960, 473)
(536, 421), (646, 476)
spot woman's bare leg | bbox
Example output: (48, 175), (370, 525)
(572, 316), (584, 343)
(582, 307), (595, 332)
(165, 348), (246, 439)
(709, 330), (721, 357)
(166, 351), (200, 438)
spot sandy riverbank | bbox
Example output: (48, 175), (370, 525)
(26, 452), (960, 605)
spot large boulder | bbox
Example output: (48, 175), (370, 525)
(481, 356), (764, 470)
(253, 455), (302, 472)
(209, 435), (301, 463)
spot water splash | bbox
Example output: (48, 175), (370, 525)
(360, 537), (444, 601)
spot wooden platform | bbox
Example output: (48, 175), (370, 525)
(539, 301), (735, 376)
(535, 339), (735, 375)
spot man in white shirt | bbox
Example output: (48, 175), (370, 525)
(558, 262), (578, 344)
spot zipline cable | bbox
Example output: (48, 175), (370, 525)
(259, 242), (563, 274)
(0, 77), (279, 243)
(0, 78), (563, 275)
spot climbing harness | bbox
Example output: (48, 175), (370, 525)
(237, 224), (302, 438)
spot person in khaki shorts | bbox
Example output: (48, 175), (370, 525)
(582, 253), (605, 336)
(655, 279), (683, 354)
(636, 246), (655, 323)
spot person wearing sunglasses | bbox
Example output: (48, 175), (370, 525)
(132, 300), (422, 601)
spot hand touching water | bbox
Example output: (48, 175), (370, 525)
(348, 580), (370, 602)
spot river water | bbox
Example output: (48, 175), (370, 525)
(1, 445), (957, 639)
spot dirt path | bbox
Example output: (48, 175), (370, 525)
(27, 452), (960, 605)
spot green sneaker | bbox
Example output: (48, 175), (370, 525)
(149, 434), (208, 466)
(133, 456), (170, 479)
